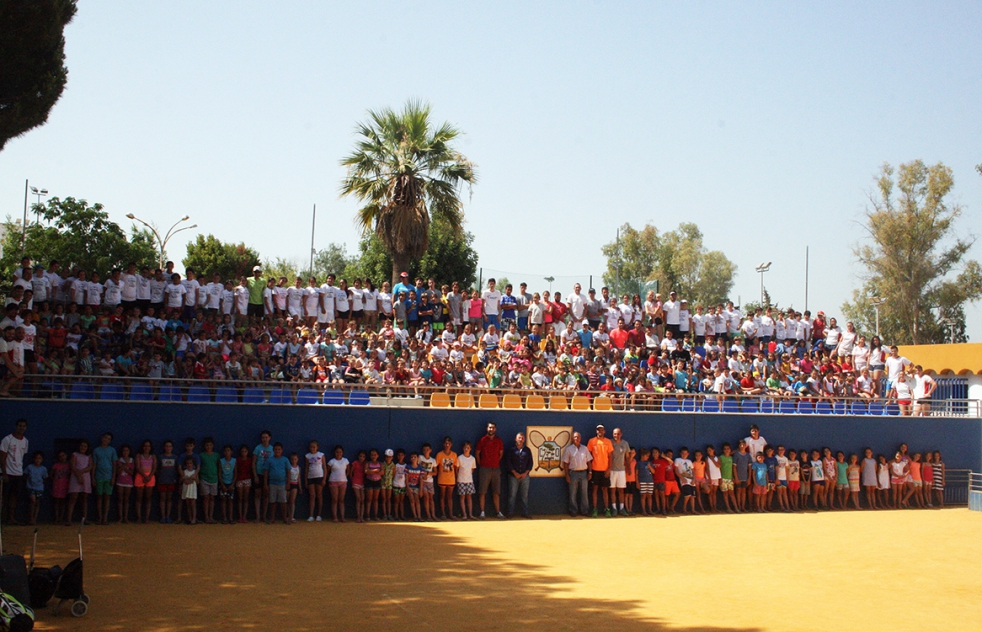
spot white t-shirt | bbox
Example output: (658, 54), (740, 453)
(377, 291), (393, 315)
(85, 281), (103, 305)
(566, 293), (587, 320)
(0, 434), (29, 476)
(150, 279), (166, 304)
(303, 287), (320, 314)
(305, 451), (326, 478)
(137, 275), (152, 301)
(287, 287), (304, 313)
(744, 435), (767, 459)
(120, 273), (139, 302)
(663, 300), (680, 325)
(363, 289), (378, 311)
(914, 374), (936, 400)
(221, 289), (235, 315)
(885, 355), (910, 382)
(482, 289), (501, 315)
(164, 283), (187, 309)
(103, 279), (122, 306)
(205, 283), (224, 310)
(456, 454), (476, 484)
(234, 286), (249, 314)
(182, 279), (200, 307)
(349, 287), (365, 311)
(327, 457), (349, 483)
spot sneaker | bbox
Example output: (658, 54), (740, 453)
(619, 509), (629, 517)
(604, 508), (612, 518)
(479, 512), (486, 520)
(496, 512), (506, 519)
(307, 516), (315, 522)
(591, 509), (598, 518)
(316, 515), (323, 521)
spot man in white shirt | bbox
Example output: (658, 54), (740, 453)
(136, 266), (153, 311)
(103, 269), (123, 309)
(164, 273), (188, 315)
(565, 284), (588, 326)
(86, 272), (104, 307)
(562, 432), (592, 517)
(319, 275), (338, 326)
(884, 345), (911, 390)
(30, 266), (50, 304)
(482, 279), (502, 330)
(120, 262), (140, 311)
(743, 424), (767, 460)
(0, 418), (29, 524)
(205, 273), (224, 314)
(663, 291), (681, 338)
(182, 269), (201, 320)
(149, 270), (166, 313)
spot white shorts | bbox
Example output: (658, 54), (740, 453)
(318, 310), (334, 324)
(608, 470), (627, 489)
(288, 306), (302, 318)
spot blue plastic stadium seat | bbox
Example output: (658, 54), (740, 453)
(157, 385), (182, 402)
(832, 401), (847, 415)
(759, 399), (775, 414)
(297, 388), (321, 405)
(348, 391), (371, 406)
(323, 390), (345, 406)
(868, 401), (884, 416)
(798, 401), (814, 414)
(99, 383), (125, 400)
(187, 386), (211, 403)
(702, 399), (720, 413)
(680, 397), (696, 412)
(243, 388), (266, 404)
(69, 383), (95, 400)
(741, 399), (759, 414)
(815, 401), (832, 415)
(41, 380), (65, 398)
(722, 399), (740, 413)
(129, 384), (153, 401)
(850, 401), (868, 415)
(268, 389), (291, 404)
(661, 397), (680, 412)
(215, 387), (239, 403)
(779, 400), (796, 414)
(884, 402), (900, 416)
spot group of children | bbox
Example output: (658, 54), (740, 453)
(18, 427), (946, 525)
(628, 439), (946, 517)
(19, 431), (483, 525)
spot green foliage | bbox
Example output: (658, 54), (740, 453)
(0, 196), (157, 291)
(841, 161), (981, 344)
(0, 0), (77, 150)
(183, 234), (260, 282)
(339, 100), (477, 284)
(344, 217), (478, 288)
(602, 222), (736, 305)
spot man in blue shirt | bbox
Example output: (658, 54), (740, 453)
(505, 433), (534, 519)
(392, 272), (413, 303)
(264, 442), (291, 524)
(253, 430), (273, 522)
(500, 285), (518, 329)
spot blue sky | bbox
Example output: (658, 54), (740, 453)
(2, 2), (980, 338)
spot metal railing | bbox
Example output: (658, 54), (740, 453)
(9, 374), (981, 416)
(969, 472), (982, 511)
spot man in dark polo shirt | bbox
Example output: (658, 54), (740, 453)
(475, 422), (504, 520)
(506, 433), (533, 519)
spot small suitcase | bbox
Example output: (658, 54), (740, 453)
(27, 566), (60, 609)
(0, 555), (30, 607)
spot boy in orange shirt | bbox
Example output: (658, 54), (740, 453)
(436, 436), (458, 520)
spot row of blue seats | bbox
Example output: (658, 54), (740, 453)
(661, 397), (903, 415)
(45, 382), (371, 406)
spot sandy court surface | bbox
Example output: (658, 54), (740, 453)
(3, 508), (980, 632)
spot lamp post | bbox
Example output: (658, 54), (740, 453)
(30, 186), (48, 223)
(125, 213), (197, 269)
(544, 276), (554, 293)
(754, 262), (771, 305)
(869, 297), (887, 338)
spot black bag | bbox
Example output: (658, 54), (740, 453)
(0, 555), (30, 607)
(27, 566), (60, 608)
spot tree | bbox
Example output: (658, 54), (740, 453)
(183, 234), (260, 282)
(339, 100), (477, 285)
(841, 161), (982, 344)
(344, 217), (478, 289)
(0, 0), (77, 151)
(601, 222), (737, 305)
(0, 197), (157, 289)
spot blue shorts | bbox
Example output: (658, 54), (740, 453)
(485, 314), (499, 329)
(778, 480), (788, 487)
(518, 317), (529, 331)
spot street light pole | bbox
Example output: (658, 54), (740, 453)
(126, 213), (197, 269)
(869, 297), (887, 338)
(755, 262), (771, 305)
(30, 186), (48, 223)
(21, 179), (28, 257)
(544, 276), (555, 293)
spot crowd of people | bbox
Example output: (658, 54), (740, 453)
(0, 256), (938, 415)
(0, 420), (948, 526)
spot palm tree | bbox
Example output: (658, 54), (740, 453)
(339, 100), (477, 284)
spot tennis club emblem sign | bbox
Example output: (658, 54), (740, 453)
(527, 426), (572, 477)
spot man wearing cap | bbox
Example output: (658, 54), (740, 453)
(585, 289), (604, 330)
(247, 265), (266, 318)
(663, 291), (681, 338)
(392, 272), (413, 302)
(587, 424), (614, 517)
(475, 422), (505, 519)
(562, 432), (592, 517)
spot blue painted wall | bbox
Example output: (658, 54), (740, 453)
(4, 401), (980, 517)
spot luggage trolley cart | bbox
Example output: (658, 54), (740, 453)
(29, 526), (88, 617)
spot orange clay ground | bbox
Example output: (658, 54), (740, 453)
(3, 508), (979, 632)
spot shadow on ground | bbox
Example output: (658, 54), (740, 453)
(3, 522), (760, 632)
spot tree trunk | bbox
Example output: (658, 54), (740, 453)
(391, 252), (411, 287)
